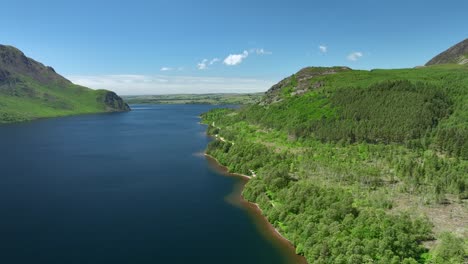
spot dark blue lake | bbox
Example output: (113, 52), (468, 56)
(0, 105), (302, 264)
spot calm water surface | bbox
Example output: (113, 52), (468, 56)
(0, 105), (296, 264)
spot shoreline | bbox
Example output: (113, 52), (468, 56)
(204, 153), (308, 264)
(0, 109), (130, 126)
(204, 153), (252, 180)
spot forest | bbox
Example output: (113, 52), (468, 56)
(201, 64), (467, 263)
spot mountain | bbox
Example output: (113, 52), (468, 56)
(426, 38), (468, 65)
(201, 50), (468, 261)
(0, 45), (129, 123)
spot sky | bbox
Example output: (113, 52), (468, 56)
(1, 0), (467, 95)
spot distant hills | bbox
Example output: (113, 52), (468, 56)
(123, 93), (263, 105)
(0, 45), (129, 123)
(426, 38), (468, 65)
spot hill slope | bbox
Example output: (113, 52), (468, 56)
(0, 45), (129, 123)
(426, 39), (468, 65)
(202, 63), (468, 263)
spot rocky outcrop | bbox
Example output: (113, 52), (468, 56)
(426, 39), (468, 66)
(0, 69), (11, 83)
(101, 91), (131, 111)
(262, 66), (351, 104)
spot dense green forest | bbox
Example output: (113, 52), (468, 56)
(202, 64), (467, 263)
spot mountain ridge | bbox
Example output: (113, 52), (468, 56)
(0, 45), (71, 85)
(426, 38), (468, 66)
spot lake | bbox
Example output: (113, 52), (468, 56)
(0, 104), (303, 264)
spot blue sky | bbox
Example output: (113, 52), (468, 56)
(2, 0), (467, 94)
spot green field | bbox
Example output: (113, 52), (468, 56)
(202, 64), (468, 263)
(123, 93), (263, 105)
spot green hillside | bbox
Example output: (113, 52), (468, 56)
(0, 45), (130, 123)
(202, 64), (468, 263)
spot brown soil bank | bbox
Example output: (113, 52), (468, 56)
(205, 155), (308, 264)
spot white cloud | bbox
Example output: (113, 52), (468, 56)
(160, 67), (173, 71)
(67, 74), (274, 95)
(196, 58), (219, 70)
(197, 59), (208, 70)
(209, 58), (219, 65)
(319, 45), (327, 53)
(347, 52), (363, 61)
(252, 48), (272, 55)
(223, 50), (249, 66)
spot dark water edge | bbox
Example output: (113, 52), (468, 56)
(0, 104), (302, 264)
(205, 155), (308, 264)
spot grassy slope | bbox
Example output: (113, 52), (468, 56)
(202, 65), (468, 263)
(0, 76), (114, 123)
(123, 93), (263, 105)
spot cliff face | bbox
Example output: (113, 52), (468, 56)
(425, 39), (468, 66)
(0, 44), (130, 123)
(101, 91), (131, 111)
